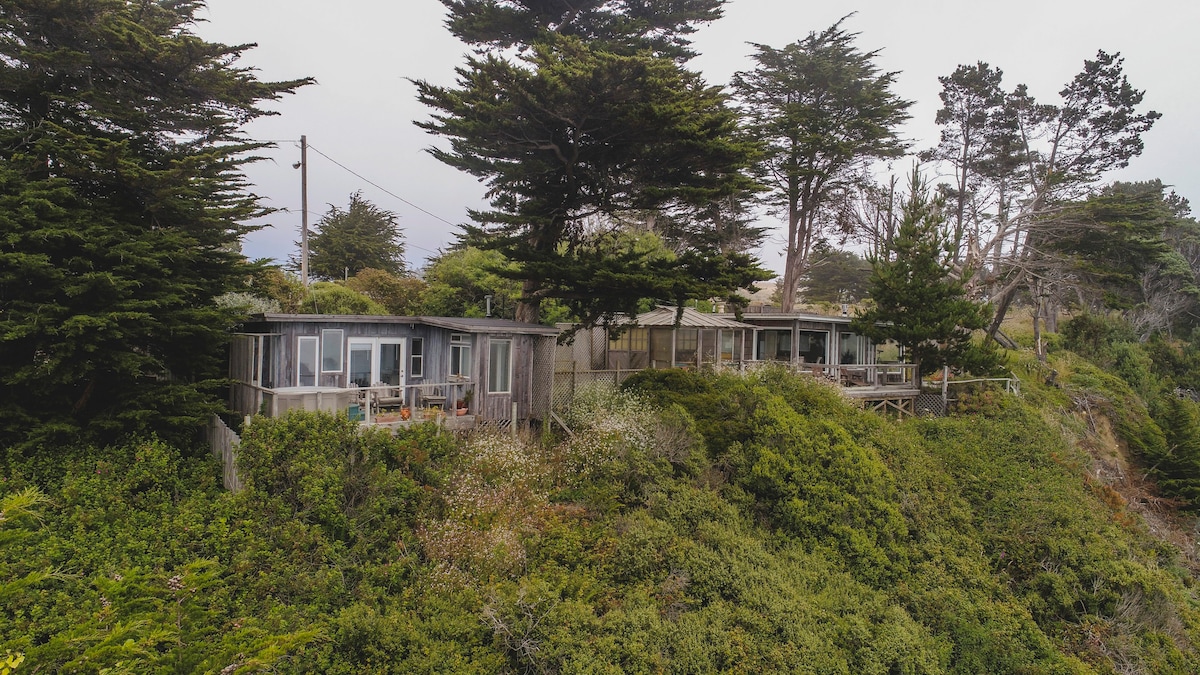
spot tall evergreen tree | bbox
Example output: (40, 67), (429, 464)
(438, 0), (724, 60)
(417, 2), (766, 326)
(731, 19), (911, 313)
(1049, 181), (1198, 337)
(922, 62), (1014, 264)
(852, 170), (992, 387)
(798, 242), (872, 304)
(304, 192), (406, 280)
(0, 0), (309, 450)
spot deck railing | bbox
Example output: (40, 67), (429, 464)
(230, 379), (476, 425)
(823, 363), (918, 388)
(549, 361), (922, 412)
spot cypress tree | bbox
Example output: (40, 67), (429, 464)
(0, 0), (310, 450)
(416, 1), (767, 326)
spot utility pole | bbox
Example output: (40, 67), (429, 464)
(300, 134), (310, 286)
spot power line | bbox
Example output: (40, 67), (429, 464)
(304, 143), (463, 231)
(247, 138), (460, 258)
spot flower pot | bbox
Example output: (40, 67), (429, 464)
(400, 407), (411, 421)
(456, 407), (467, 416)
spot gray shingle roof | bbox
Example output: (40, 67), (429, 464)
(255, 314), (561, 336)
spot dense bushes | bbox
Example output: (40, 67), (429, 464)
(1061, 313), (1200, 509)
(3, 369), (1200, 672)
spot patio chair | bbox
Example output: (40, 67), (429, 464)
(374, 381), (404, 411)
(422, 387), (448, 411)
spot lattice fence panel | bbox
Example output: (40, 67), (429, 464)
(552, 369), (640, 413)
(531, 336), (556, 420)
(915, 393), (946, 417)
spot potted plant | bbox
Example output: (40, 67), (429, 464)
(459, 388), (474, 415)
(375, 410), (401, 424)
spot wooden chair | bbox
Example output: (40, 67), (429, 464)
(374, 381), (404, 411)
(422, 387), (448, 411)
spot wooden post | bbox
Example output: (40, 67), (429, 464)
(299, 134), (309, 286)
(941, 366), (950, 414)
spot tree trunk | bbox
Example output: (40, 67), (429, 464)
(1032, 303), (1045, 362)
(780, 261), (798, 313)
(986, 282), (1018, 340)
(515, 278), (541, 324)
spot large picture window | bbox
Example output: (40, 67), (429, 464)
(450, 334), (471, 377)
(321, 329), (344, 372)
(797, 330), (827, 364)
(757, 330), (791, 361)
(488, 339), (512, 394)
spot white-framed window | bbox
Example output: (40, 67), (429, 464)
(321, 329), (344, 372)
(488, 339), (512, 394)
(348, 340), (374, 388)
(298, 336), (318, 387)
(410, 337), (424, 378)
(450, 333), (471, 377)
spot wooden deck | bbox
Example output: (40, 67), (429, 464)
(800, 364), (921, 418)
(840, 386), (921, 418)
(839, 385), (921, 399)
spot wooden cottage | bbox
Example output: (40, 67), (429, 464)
(230, 314), (559, 424)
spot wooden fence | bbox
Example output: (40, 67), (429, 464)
(207, 414), (243, 493)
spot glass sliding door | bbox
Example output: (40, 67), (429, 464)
(839, 332), (866, 365)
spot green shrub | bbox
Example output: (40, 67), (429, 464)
(237, 411), (420, 538)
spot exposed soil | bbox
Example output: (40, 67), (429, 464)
(1073, 400), (1200, 573)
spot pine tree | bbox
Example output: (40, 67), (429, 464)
(304, 192), (406, 280)
(851, 169), (992, 387)
(1152, 395), (1200, 506)
(0, 1), (309, 449)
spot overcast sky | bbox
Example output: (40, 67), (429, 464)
(198, 0), (1200, 276)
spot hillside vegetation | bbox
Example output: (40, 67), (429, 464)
(4, 342), (1200, 672)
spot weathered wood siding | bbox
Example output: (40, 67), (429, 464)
(207, 414), (243, 493)
(238, 319), (553, 423)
